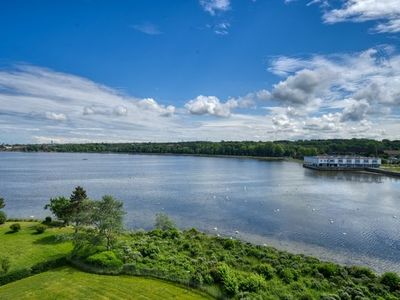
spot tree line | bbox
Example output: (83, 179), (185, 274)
(3, 139), (400, 158)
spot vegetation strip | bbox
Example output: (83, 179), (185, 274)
(3, 139), (400, 161)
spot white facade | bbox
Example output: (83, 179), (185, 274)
(304, 156), (381, 168)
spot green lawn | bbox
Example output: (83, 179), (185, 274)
(0, 222), (72, 271)
(382, 165), (400, 172)
(0, 267), (211, 300)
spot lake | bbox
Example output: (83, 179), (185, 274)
(1, 152), (399, 273)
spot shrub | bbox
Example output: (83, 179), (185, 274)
(0, 211), (6, 225)
(213, 263), (239, 296)
(0, 257), (10, 274)
(221, 238), (235, 250)
(347, 266), (375, 279)
(138, 243), (160, 259)
(0, 268), (31, 286)
(381, 272), (400, 292)
(9, 223), (21, 233)
(317, 263), (339, 278)
(278, 268), (295, 284)
(298, 292), (315, 300)
(31, 257), (67, 274)
(238, 273), (266, 293)
(154, 213), (176, 231)
(86, 251), (123, 270)
(35, 224), (47, 234)
(256, 263), (275, 280)
(43, 216), (52, 224)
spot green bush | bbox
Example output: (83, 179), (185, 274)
(381, 272), (400, 292)
(214, 263), (239, 296)
(43, 216), (52, 224)
(0, 268), (31, 286)
(86, 251), (123, 270)
(317, 263), (339, 278)
(238, 272), (266, 293)
(278, 268), (295, 284)
(31, 257), (67, 274)
(347, 266), (375, 279)
(256, 263), (275, 280)
(154, 213), (176, 231)
(9, 223), (21, 233)
(0, 257), (10, 274)
(35, 224), (47, 234)
(298, 292), (315, 300)
(0, 211), (6, 225)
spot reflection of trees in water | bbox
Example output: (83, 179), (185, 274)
(304, 170), (384, 183)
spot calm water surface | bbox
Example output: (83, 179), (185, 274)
(1, 152), (399, 272)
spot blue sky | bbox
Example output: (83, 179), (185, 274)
(1, 0), (400, 143)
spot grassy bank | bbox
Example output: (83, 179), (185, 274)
(0, 222), (72, 271)
(381, 165), (400, 173)
(0, 266), (210, 300)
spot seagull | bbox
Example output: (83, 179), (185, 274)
(213, 227), (218, 231)
(235, 230), (239, 234)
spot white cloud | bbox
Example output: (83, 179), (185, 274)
(185, 95), (237, 117)
(268, 47), (400, 112)
(340, 99), (370, 122)
(199, 0), (230, 15)
(214, 22), (230, 35)
(44, 112), (67, 121)
(0, 65), (180, 143)
(131, 23), (162, 35)
(307, 0), (400, 33)
(136, 98), (175, 117)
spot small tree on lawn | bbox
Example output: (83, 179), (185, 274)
(44, 196), (72, 225)
(92, 195), (125, 250)
(70, 186), (89, 232)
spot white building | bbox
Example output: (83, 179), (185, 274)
(304, 156), (381, 168)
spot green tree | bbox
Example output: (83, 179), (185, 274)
(70, 186), (87, 203)
(0, 197), (5, 209)
(44, 196), (72, 225)
(70, 186), (88, 232)
(154, 213), (176, 231)
(92, 195), (125, 250)
(0, 211), (7, 225)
